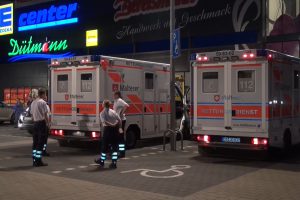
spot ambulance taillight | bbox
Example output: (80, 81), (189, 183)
(91, 131), (100, 139)
(196, 135), (211, 144)
(51, 129), (64, 136)
(251, 138), (268, 146)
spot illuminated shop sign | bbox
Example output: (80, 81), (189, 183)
(8, 36), (74, 62)
(18, 2), (78, 31)
(0, 3), (13, 36)
(86, 29), (98, 47)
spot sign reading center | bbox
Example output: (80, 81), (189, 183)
(18, 2), (78, 31)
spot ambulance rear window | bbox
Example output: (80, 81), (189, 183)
(57, 75), (68, 93)
(238, 70), (255, 92)
(203, 72), (218, 93)
(81, 73), (93, 92)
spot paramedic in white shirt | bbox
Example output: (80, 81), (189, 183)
(30, 89), (49, 167)
(113, 91), (129, 158)
(95, 100), (121, 169)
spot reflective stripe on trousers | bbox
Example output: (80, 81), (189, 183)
(119, 144), (125, 151)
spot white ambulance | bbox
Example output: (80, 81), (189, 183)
(191, 49), (300, 152)
(49, 55), (170, 148)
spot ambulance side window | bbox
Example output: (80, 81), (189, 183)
(81, 73), (93, 92)
(145, 73), (154, 89)
(202, 72), (218, 93)
(57, 75), (68, 93)
(294, 71), (300, 89)
(238, 70), (255, 93)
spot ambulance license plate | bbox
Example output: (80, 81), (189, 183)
(222, 137), (241, 143)
(73, 131), (85, 137)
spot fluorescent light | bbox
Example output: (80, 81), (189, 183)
(18, 18), (78, 31)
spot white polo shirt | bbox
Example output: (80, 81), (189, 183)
(30, 98), (48, 122)
(113, 98), (129, 121)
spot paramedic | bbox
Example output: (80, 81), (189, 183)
(42, 102), (51, 157)
(113, 91), (129, 158)
(95, 100), (121, 169)
(30, 89), (49, 167)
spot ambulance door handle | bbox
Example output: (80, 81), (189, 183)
(77, 108), (80, 113)
(232, 110), (236, 116)
(144, 107), (147, 112)
(160, 107), (163, 112)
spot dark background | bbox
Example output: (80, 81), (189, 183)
(0, 0), (263, 100)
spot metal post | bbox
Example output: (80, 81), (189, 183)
(170, 0), (176, 151)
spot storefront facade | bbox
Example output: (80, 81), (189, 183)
(0, 0), (298, 101)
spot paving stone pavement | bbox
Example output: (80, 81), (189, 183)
(1, 126), (300, 200)
(1, 165), (300, 200)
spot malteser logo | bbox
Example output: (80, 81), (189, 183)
(113, 0), (199, 22)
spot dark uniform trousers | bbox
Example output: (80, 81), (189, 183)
(118, 120), (126, 156)
(32, 120), (47, 161)
(100, 126), (119, 162)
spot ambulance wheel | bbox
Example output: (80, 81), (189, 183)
(58, 140), (68, 147)
(126, 129), (137, 149)
(198, 146), (209, 156)
(10, 114), (15, 124)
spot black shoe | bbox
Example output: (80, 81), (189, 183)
(94, 158), (104, 167)
(34, 160), (48, 167)
(42, 151), (50, 157)
(109, 162), (117, 169)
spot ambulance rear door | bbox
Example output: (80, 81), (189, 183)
(75, 64), (100, 131)
(51, 65), (73, 127)
(229, 60), (267, 134)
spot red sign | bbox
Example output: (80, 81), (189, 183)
(113, 0), (199, 22)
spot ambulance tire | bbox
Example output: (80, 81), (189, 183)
(283, 130), (292, 154)
(58, 140), (68, 147)
(126, 129), (137, 149)
(198, 146), (215, 156)
(10, 114), (15, 124)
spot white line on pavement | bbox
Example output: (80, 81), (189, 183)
(78, 166), (88, 169)
(140, 154), (147, 157)
(132, 156), (139, 158)
(148, 152), (157, 155)
(52, 171), (62, 174)
(65, 168), (75, 171)
(89, 163), (99, 166)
